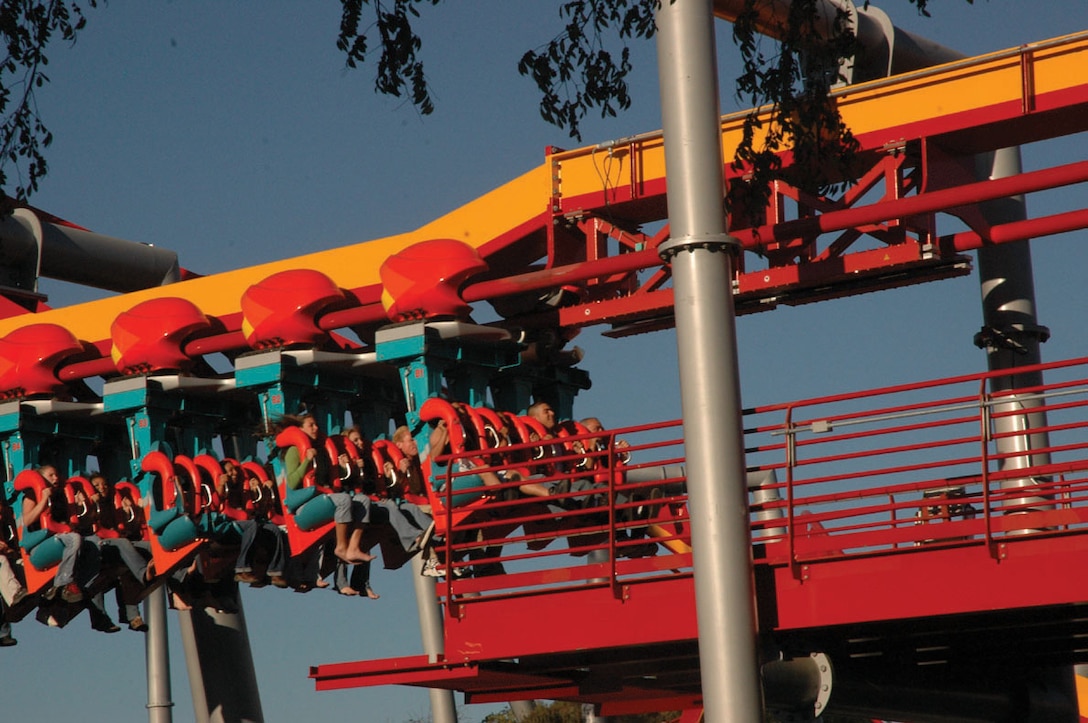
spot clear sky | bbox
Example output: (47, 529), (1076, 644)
(4, 2), (1088, 722)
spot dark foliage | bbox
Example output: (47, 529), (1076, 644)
(480, 700), (677, 723)
(517, 0), (657, 142)
(337, 0), (442, 115)
(0, 0), (95, 201)
(1, 0), (958, 211)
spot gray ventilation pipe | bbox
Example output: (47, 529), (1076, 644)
(0, 207), (181, 296)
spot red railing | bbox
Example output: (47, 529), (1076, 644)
(430, 355), (1088, 614)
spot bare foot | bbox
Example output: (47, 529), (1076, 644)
(334, 546), (375, 564)
(314, 578), (330, 589)
(339, 586), (359, 597)
(365, 586), (380, 600)
(171, 592), (192, 611)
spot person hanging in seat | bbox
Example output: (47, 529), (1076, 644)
(524, 401), (584, 485)
(275, 413), (376, 567)
(80, 474), (155, 632)
(0, 493), (28, 646)
(20, 465), (96, 605)
(422, 413), (518, 579)
(66, 477), (122, 633)
(325, 426), (381, 597)
(576, 417), (659, 557)
(580, 417), (631, 469)
(384, 426), (444, 579)
(522, 401), (603, 510)
(231, 459), (289, 589)
(477, 415), (568, 555)
(360, 426), (432, 565)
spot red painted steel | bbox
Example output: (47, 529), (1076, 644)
(312, 354), (1088, 700)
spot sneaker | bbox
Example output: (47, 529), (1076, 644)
(92, 619), (121, 634)
(421, 557), (445, 578)
(269, 575), (289, 589)
(60, 583), (83, 604)
(0, 634), (16, 646)
(128, 616), (149, 633)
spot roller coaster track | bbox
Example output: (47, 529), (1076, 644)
(0, 28), (1087, 723)
(0, 32), (1085, 358)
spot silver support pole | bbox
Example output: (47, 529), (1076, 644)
(179, 609), (211, 723)
(145, 586), (174, 723)
(655, 1), (764, 721)
(586, 547), (609, 585)
(178, 593), (264, 723)
(975, 148), (1054, 511)
(410, 553), (458, 723)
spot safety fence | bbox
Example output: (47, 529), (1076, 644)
(430, 355), (1088, 612)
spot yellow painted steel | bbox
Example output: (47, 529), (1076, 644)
(1, 32), (1086, 345)
(835, 32), (1088, 135)
(0, 163), (553, 341)
(555, 32), (1088, 202)
(1078, 673), (1088, 717)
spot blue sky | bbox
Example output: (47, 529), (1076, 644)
(4, 2), (1088, 722)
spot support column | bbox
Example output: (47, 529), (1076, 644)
(655, 1), (763, 721)
(411, 553), (458, 723)
(974, 148), (1053, 510)
(178, 592), (264, 723)
(145, 586), (174, 723)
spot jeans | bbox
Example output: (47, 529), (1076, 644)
(53, 532), (83, 587)
(88, 535), (149, 582)
(235, 520), (287, 576)
(375, 498), (430, 552)
(330, 492), (372, 525)
(334, 559), (371, 590)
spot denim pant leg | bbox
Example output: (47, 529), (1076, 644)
(101, 537), (148, 581)
(265, 522), (287, 576)
(333, 560), (349, 589)
(377, 499), (424, 551)
(74, 537), (101, 589)
(400, 500), (433, 531)
(349, 559), (371, 589)
(330, 493), (353, 524)
(113, 585), (140, 622)
(351, 493), (372, 524)
(234, 520), (258, 571)
(52, 532), (82, 587)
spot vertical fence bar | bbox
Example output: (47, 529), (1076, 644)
(784, 407), (800, 578)
(978, 379), (997, 556)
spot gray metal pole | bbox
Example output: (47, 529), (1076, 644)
(655, 1), (764, 721)
(177, 593), (264, 723)
(178, 609), (211, 723)
(974, 148), (1054, 512)
(145, 586), (174, 723)
(410, 553), (458, 723)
